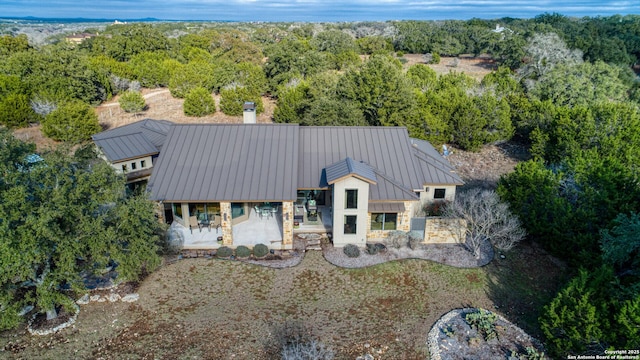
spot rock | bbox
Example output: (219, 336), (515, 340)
(90, 295), (101, 302)
(107, 293), (121, 302)
(96, 296), (107, 303)
(18, 305), (34, 316)
(76, 294), (90, 305)
(121, 293), (140, 303)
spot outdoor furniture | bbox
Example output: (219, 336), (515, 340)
(254, 205), (261, 218)
(261, 207), (271, 219)
(271, 206), (278, 217)
(189, 216), (201, 234)
(209, 215), (221, 232)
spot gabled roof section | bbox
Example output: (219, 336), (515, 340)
(410, 138), (464, 185)
(369, 170), (420, 201)
(92, 119), (173, 162)
(148, 124), (299, 202)
(325, 157), (377, 185)
(298, 127), (425, 190)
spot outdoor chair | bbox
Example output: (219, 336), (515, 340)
(209, 215), (222, 233)
(189, 216), (201, 234)
(254, 205), (261, 218)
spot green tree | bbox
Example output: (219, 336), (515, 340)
(0, 132), (162, 329)
(41, 101), (101, 143)
(406, 64), (437, 90)
(168, 60), (216, 98)
(86, 24), (170, 61)
(356, 36), (393, 55)
(600, 212), (640, 288)
(529, 61), (629, 107)
(539, 269), (605, 358)
(129, 51), (174, 88)
(0, 34), (30, 57)
(118, 91), (146, 113)
(616, 296), (640, 348)
(183, 87), (216, 117)
(0, 93), (38, 128)
(338, 55), (418, 127)
(219, 85), (263, 116)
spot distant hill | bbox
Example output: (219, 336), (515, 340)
(0, 16), (164, 24)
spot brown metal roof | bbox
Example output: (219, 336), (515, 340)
(92, 119), (173, 162)
(325, 157), (377, 185)
(368, 202), (406, 213)
(148, 124), (299, 202)
(147, 124), (461, 203)
(299, 127), (433, 190)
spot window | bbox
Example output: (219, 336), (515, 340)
(434, 188), (446, 199)
(121, 164), (127, 172)
(131, 162), (137, 170)
(345, 189), (358, 209)
(344, 215), (357, 234)
(370, 213), (397, 230)
(140, 160), (146, 168)
(231, 203), (245, 219)
(173, 203), (183, 219)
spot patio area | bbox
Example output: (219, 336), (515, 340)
(169, 208), (283, 249)
(294, 205), (333, 233)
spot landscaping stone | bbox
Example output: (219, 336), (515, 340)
(76, 294), (90, 305)
(121, 293), (140, 303)
(107, 293), (121, 302)
(90, 295), (101, 302)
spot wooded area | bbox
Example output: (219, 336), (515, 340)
(1, 13), (639, 357)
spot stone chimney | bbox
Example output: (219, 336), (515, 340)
(242, 102), (256, 124)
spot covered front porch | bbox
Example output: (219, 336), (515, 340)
(165, 201), (293, 249)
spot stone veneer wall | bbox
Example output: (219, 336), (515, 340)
(424, 218), (466, 244)
(220, 202), (233, 245)
(281, 201), (294, 249)
(366, 201), (415, 240)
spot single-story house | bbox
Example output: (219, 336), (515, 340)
(144, 123), (463, 249)
(92, 119), (173, 184)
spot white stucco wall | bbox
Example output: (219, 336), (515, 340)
(110, 155), (153, 174)
(332, 177), (369, 247)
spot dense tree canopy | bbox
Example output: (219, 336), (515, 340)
(0, 130), (162, 329)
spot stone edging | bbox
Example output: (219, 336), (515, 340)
(76, 292), (140, 305)
(27, 303), (80, 336)
(427, 307), (544, 360)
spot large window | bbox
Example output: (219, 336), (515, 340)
(370, 213), (397, 230)
(231, 203), (245, 219)
(344, 215), (357, 234)
(188, 203), (220, 222)
(345, 189), (358, 209)
(434, 188), (446, 199)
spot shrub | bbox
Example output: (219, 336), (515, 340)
(219, 85), (263, 116)
(265, 320), (334, 360)
(216, 246), (233, 258)
(431, 52), (441, 64)
(118, 90), (146, 113)
(465, 309), (498, 341)
(385, 230), (407, 249)
(407, 231), (423, 250)
(41, 100), (101, 143)
(183, 87), (215, 117)
(253, 243), (269, 258)
(235, 245), (251, 258)
(343, 244), (360, 258)
(0, 93), (38, 128)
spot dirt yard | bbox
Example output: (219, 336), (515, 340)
(0, 244), (566, 359)
(403, 54), (497, 81)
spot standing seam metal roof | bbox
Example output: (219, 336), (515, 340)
(147, 124), (462, 202)
(148, 124), (299, 202)
(92, 119), (173, 162)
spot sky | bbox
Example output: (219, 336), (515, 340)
(1, 0), (639, 22)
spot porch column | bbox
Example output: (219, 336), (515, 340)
(281, 201), (294, 249)
(220, 202), (233, 246)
